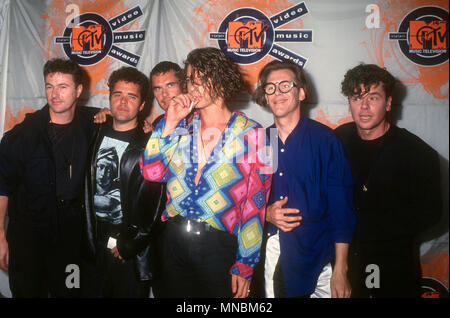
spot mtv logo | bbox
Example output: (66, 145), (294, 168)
(228, 21), (265, 49)
(409, 20), (448, 50)
(72, 24), (105, 52)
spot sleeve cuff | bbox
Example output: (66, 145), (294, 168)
(229, 262), (253, 281)
(333, 230), (354, 243)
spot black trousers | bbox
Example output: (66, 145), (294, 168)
(156, 216), (238, 298)
(80, 222), (150, 298)
(7, 215), (81, 298)
(348, 244), (421, 298)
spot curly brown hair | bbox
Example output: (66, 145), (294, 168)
(253, 60), (308, 108)
(183, 47), (244, 103)
(341, 64), (396, 99)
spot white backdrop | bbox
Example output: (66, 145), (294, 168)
(0, 0), (448, 298)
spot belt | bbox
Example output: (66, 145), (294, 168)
(169, 214), (217, 235)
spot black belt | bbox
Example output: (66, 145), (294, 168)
(169, 214), (217, 235)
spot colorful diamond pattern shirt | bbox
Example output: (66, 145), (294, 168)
(140, 111), (273, 280)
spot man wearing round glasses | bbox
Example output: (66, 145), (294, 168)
(263, 80), (297, 95)
(253, 60), (356, 298)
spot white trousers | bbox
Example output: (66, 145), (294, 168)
(264, 232), (332, 298)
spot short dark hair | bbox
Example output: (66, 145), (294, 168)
(108, 66), (150, 126)
(43, 58), (83, 87)
(149, 61), (182, 96)
(108, 66), (149, 104)
(341, 64), (396, 99)
(253, 60), (308, 108)
(184, 47), (244, 103)
(150, 61), (182, 79)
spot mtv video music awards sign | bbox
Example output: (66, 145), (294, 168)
(389, 6), (449, 66)
(210, 2), (313, 67)
(55, 6), (145, 66)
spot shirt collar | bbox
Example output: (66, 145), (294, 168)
(188, 110), (243, 134)
(270, 115), (307, 146)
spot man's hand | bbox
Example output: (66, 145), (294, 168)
(0, 234), (8, 271)
(0, 196), (8, 271)
(93, 107), (111, 124)
(143, 116), (153, 134)
(330, 242), (351, 298)
(266, 196), (302, 232)
(232, 274), (250, 298)
(330, 268), (351, 298)
(162, 94), (196, 137)
(111, 247), (124, 262)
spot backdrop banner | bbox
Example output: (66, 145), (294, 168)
(0, 0), (448, 298)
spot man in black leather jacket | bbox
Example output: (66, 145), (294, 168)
(82, 67), (165, 297)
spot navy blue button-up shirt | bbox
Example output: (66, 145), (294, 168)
(267, 115), (356, 297)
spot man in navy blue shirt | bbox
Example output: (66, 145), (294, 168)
(253, 60), (356, 298)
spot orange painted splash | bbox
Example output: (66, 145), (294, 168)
(42, 0), (136, 96)
(421, 252), (449, 288)
(4, 1), (145, 132)
(190, 0), (353, 127)
(363, 0), (449, 100)
(192, 0), (304, 92)
(4, 104), (35, 132)
(314, 110), (354, 129)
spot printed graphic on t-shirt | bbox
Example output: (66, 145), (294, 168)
(94, 136), (129, 224)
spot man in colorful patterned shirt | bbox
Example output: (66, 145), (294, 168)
(141, 47), (273, 298)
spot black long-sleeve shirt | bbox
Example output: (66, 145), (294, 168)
(334, 122), (442, 248)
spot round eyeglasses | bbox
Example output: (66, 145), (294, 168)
(263, 81), (297, 95)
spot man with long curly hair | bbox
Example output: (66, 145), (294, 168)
(141, 47), (273, 298)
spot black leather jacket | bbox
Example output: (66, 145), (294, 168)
(83, 120), (166, 281)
